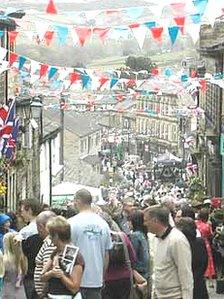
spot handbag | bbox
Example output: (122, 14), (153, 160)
(119, 233), (145, 299)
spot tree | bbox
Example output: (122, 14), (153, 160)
(125, 55), (155, 72)
(187, 176), (205, 205)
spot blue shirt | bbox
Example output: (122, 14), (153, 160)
(130, 231), (150, 279)
(68, 212), (112, 288)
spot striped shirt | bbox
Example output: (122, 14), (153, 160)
(34, 237), (56, 296)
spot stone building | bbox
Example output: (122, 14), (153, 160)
(197, 20), (224, 196)
(45, 110), (104, 187)
(135, 88), (180, 162)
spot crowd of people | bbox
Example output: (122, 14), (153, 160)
(0, 169), (223, 298)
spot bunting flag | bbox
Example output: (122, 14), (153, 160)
(164, 68), (172, 77)
(151, 68), (159, 76)
(48, 67), (58, 80)
(150, 27), (163, 42)
(9, 52), (18, 66)
(199, 79), (207, 92)
(55, 26), (69, 46)
(69, 72), (80, 84)
(93, 28), (110, 43)
(4, 117), (19, 159)
(0, 100), (15, 142)
(170, 3), (186, 16)
(44, 31), (55, 46)
(174, 16), (185, 34)
(40, 64), (49, 78)
(18, 56), (27, 70)
(75, 27), (92, 46)
(193, 0), (208, 15)
(46, 0), (58, 14)
(191, 13), (202, 24)
(144, 21), (156, 29)
(81, 74), (91, 89)
(110, 78), (119, 89)
(8, 31), (18, 44)
(129, 24), (147, 50)
(168, 26), (179, 45)
(99, 77), (109, 89)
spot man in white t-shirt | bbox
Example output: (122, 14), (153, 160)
(68, 189), (112, 299)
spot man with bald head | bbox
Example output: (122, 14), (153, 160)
(22, 210), (56, 299)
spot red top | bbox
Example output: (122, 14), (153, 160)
(105, 232), (136, 282)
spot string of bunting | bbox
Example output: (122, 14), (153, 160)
(6, 0), (223, 48)
(0, 47), (223, 94)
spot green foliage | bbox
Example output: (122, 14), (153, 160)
(125, 55), (155, 72)
(188, 176), (205, 204)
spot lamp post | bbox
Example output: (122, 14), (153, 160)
(59, 93), (67, 182)
(16, 95), (43, 202)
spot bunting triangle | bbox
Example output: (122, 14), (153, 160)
(18, 56), (26, 70)
(150, 27), (163, 42)
(40, 64), (49, 78)
(55, 26), (69, 46)
(144, 21), (156, 29)
(46, 0), (57, 14)
(174, 16), (185, 34)
(9, 52), (18, 66)
(199, 79), (207, 92)
(44, 31), (54, 46)
(69, 72), (80, 84)
(81, 74), (91, 89)
(93, 28), (110, 43)
(99, 77), (109, 89)
(110, 78), (119, 89)
(8, 31), (18, 44)
(130, 25), (147, 50)
(48, 67), (58, 80)
(168, 26), (179, 45)
(193, 0), (208, 15)
(170, 3), (186, 15)
(75, 27), (92, 46)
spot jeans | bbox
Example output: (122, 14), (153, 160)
(80, 287), (102, 299)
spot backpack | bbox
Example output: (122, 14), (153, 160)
(109, 232), (126, 268)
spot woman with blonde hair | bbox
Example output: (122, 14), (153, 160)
(1, 232), (27, 298)
(41, 216), (84, 299)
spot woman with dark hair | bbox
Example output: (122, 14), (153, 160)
(196, 208), (215, 280)
(129, 210), (149, 280)
(176, 217), (209, 299)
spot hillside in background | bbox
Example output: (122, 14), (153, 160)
(4, 0), (197, 70)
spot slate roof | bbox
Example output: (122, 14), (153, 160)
(82, 154), (101, 165)
(43, 109), (102, 137)
(42, 120), (60, 142)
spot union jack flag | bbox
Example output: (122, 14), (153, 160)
(0, 99), (18, 158)
(4, 117), (19, 159)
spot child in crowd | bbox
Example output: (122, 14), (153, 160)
(1, 232), (27, 298)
